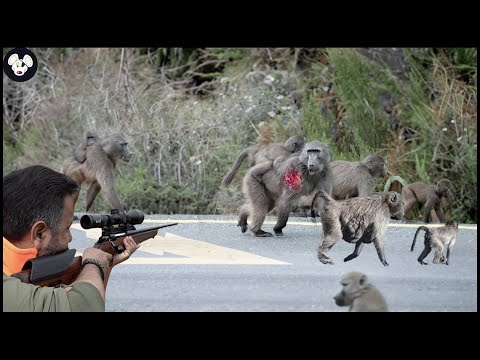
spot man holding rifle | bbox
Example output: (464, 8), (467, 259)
(3, 165), (140, 312)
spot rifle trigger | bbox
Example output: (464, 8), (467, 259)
(110, 241), (124, 254)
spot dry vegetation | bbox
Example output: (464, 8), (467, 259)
(3, 48), (477, 223)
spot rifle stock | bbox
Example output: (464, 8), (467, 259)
(11, 252), (82, 287)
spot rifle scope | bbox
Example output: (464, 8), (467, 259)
(80, 209), (144, 229)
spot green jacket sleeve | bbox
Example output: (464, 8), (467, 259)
(3, 274), (105, 312)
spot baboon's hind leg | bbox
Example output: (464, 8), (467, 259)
(417, 244), (432, 265)
(344, 241), (365, 262)
(238, 204), (250, 233)
(317, 223), (342, 265)
(86, 181), (101, 213)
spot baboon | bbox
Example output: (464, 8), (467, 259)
(402, 179), (453, 223)
(334, 272), (388, 312)
(73, 130), (96, 163)
(61, 133), (133, 212)
(222, 135), (305, 186)
(330, 154), (388, 200)
(315, 191), (405, 266)
(238, 140), (333, 237)
(411, 222), (458, 265)
(432, 193), (455, 222)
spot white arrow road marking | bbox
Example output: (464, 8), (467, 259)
(70, 225), (289, 265)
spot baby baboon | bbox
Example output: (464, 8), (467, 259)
(222, 135), (305, 186)
(402, 179), (453, 223)
(61, 133), (133, 212)
(331, 154), (387, 200)
(315, 191), (404, 266)
(73, 130), (96, 163)
(334, 272), (388, 312)
(238, 140), (333, 237)
(411, 222), (458, 265)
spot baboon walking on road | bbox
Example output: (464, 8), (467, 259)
(315, 191), (405, 266)
(222, 135), (305, 186)
(411, 222), (458, 265)
(61, 133), (133, 212)
(238, 140), (333, 237)
(331, 154), (388, 200)
(334, 272), (388, 312)
(402, 179), (453, 223)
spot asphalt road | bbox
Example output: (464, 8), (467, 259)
(70, 214), (477, 312)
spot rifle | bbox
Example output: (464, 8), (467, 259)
(11, 209), (177, 287)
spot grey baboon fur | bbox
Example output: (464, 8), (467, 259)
(222, 135), (305, 186)
(402, 179), (453, 223)
(315, 191), (405, 266)
(73, 130), (96, 163)
(334, 272), (388, 312)
(330, 154), (388, 200)
(411, 222), (458, 265)
(238, 140), (333, 237)
(296, 154), (387, 218)
(61, 133), (133, 212)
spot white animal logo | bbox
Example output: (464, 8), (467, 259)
(8, 53), (33, 76)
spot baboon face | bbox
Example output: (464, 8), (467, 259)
(436, 179), (452, 197)
(102, 134), (133, 162)
(285, 135), (306, 153)
(386, 191), (405, 220)
(299, 141), (330, 176)
(334, 272), (367, 307)
(364, 155), (387, 178)
(446, 221), (458, 230)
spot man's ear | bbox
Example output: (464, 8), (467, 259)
(31, 221), (48, 250)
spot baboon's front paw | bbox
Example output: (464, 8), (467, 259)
(382, 261), (389, 266)
(254, 230), (273, 237)
(343, 255), (355, 262)
(274, 230), (284, 236)
(238, 224), (248, 233)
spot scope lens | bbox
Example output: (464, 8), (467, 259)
(80, 214), (106, 229)
(126, 210), (144, 225)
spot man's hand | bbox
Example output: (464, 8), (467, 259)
(83, 247), (114, 269)
(112, 236), (140, 266)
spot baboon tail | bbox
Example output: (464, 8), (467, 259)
(383, 175), (408, 192)
(411, 226), (429, 251)
(222, 147), (254, 186)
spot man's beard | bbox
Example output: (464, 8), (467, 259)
(37, 234), (67, 257)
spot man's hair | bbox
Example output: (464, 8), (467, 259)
(3, 165), (80, 242)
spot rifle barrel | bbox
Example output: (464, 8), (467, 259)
(112, 223), (178, 239)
